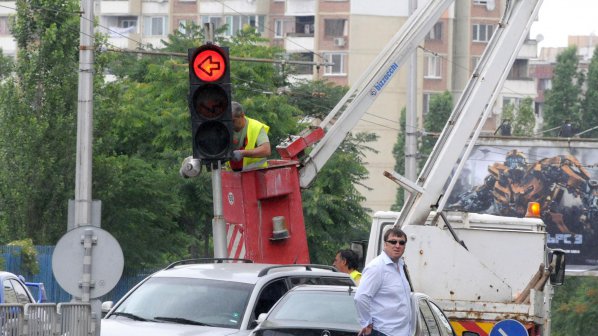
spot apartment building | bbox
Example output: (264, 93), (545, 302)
(0, 0), (538, 211)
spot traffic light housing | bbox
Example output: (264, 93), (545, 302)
(188, 44), (233, 163)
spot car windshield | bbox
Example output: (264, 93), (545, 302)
(268, 290), (359, 326)
(110, 277), (253, 329)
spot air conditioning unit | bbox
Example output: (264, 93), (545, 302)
(334, 37), (346, 47)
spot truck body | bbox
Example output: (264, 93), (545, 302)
(366, 211), (558, 335)
(218, 0), (566, 335)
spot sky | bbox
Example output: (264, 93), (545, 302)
(530, 0), (598, 48)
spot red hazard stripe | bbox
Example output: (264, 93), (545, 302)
(458, 321), (489, 336)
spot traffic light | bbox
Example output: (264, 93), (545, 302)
(188, 44), (233, 163)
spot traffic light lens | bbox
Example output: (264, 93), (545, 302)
(192, 49), (227, 82)
(195, 121), (231, 157)
(193, 84), (229, 120)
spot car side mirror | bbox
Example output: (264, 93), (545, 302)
(257, 313), (268, 323)
(549, 249), (566, 286)
(101, 301), (113, 314)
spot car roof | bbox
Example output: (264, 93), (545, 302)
(150, 262), (349, 285)
(287, 284), (356, 293)
(0, 271), (21, 280)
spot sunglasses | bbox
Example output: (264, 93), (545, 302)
(385, 239), (407, 246)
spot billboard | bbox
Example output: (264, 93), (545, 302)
(446, 137), (598, 271)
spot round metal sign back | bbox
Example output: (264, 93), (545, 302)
(52, 226), (124, 298)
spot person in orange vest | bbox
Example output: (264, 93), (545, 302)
(229, 101), (271, 171)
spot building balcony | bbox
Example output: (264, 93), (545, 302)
(285, 0), (316, 16)
(284, 36), (314, 52)
(518, 40), (538, 59)
(99, 0), (132, 15)
(503, 78), (537, 97)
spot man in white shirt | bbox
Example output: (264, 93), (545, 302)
(354, 227), (412, 336)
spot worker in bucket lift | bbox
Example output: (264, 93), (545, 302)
(228, 101), (271, 171)
(333, 249), (362, 285)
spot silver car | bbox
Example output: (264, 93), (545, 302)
(251, 285), (479, 336)
(101, 260), (355, 336)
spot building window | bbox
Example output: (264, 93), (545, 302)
(423, 93), (432, 115)
(143, 16), (167, 36)
(324, 19), (347, 38)
(472, 24), (494, 42)
(426, 22), (442, 41)
(200, 16), (224, 31)
(503, 97), (521, 108)
(274, 19), (284, 38)
(120, 18), (137, 29)
(424, 54), (442, 79)
(178, 19), (194, 34)
(0, 16), (10, 35)
(539, 78), (552, 91)
(223, 15), (266, 37)
(471, 56), (481, 71)
(507, 59), (528, 80)
(295, 16), (314, 36)
(324, 53), (346, 75)
(288, 52), (313, 75)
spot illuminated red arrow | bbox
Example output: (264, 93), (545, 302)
(198, 55), (221, 76)
(192, 48), (226, 82)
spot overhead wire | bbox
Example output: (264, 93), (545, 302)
(1, 1), (566, 139)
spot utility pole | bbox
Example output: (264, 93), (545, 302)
(75, 0), (94, 231)
(405, 0), (418, 190)
(74, 0), (102, 334)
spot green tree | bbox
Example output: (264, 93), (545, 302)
(512, 97), (535, 136)
(581, 47), (598, 138)
(92, 25), (374, 267)
(543, 46), (584, 133)
(552, 276), (598, 335)
(501, 97), (535, 136)
(391, 107), (407, 211)
(0, 49), (13, 79)
(0, 0), (82, 244)
(421, 91), (453, 165)
(302, 131), (375, 264)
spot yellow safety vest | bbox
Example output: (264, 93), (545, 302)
(243, 117), (270, 169)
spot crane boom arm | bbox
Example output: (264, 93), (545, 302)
(294, 0), (455, 188)
(396, 0), (544, 227)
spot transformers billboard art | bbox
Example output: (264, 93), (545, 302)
(447, 145), (598, 268)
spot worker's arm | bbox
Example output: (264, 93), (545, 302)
(239, 142), (271, 158)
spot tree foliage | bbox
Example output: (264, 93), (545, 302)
(0, 0), (81, 244)
(543, 46), (584, 133)
(552, 276), (598, 335)
(391, 108), (407, 211)
(0, 7), (374, 270)
(581, 47), (598, 138)
(421, 91), (453, 165)
(501, 97), (535, 136)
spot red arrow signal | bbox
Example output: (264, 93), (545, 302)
(193, 49), (226, 82)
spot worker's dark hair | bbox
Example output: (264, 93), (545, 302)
(337, 249), (359, 270)
(232, 101), (245, 117)
(383, 227), (407, 241)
